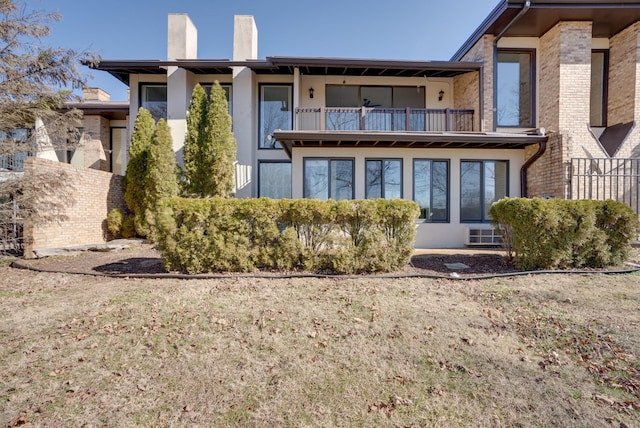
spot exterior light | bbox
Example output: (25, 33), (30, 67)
(438, 90), (445, 101)
(309, 87), (314, 99)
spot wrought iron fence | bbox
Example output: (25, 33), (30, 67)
(570, 158), (640, 215)
(296, 107), (474, 132)
(0, 196), (23, 255)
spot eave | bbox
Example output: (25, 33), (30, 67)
(452, 0), (640, 61)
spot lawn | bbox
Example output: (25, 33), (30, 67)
(1, 266), (639, 427)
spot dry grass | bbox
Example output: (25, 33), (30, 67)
(1, 267), (639, 427)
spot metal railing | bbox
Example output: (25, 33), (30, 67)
(0, 153), (29, 172)
(570, 158), (640, 215)
(296, 107), (474, 132)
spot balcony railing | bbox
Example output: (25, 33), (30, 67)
(296, 107), (474, 132)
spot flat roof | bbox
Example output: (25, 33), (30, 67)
(87, 57), (482, 85)
(452, 0), (640, 61)
(273, 130), (548, 158)
(66, 101), (130, 120)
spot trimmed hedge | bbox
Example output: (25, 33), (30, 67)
(153, 198), (420, 274)
(490, 198), (638, 270)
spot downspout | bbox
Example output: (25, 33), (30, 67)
(492, 0), (531, 130)
(520, 139), (546, 197)
(491, 0), (537, 196)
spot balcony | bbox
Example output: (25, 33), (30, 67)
(296, 107), (474, 132)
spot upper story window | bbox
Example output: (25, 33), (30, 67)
(326, 85), (425, 108)
(365, 159), (402, 199)
(497, 49), (535, 128)
(460, 160), (508, 222)
(140, 84), (167, 120)
(259, 84), (292, 149)
(590, 50), (608, 127)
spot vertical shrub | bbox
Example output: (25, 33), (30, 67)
(124, 108), (155, 236)
(182, 82), (236, 197)
(183, 84), (208, 196)
(145, 119), (179, 239)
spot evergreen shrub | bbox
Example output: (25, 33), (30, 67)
(154, 198), (420, 274)
(490, 198), (638, 270)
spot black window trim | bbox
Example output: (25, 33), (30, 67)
(412, 158), (450, 223)
(258, 83), (293, 151)
(459, 159), (509, 223)
(303, 157), (355, 200)
(495, 48), (536, 129)
(364, 157), (403, 199)
(138, 82), (168, 120)
(591, 49), (609, 128)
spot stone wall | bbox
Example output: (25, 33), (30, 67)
(22, 158), (125, 257)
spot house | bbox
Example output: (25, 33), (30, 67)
(83, 0), (640, 248)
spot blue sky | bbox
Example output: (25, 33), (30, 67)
(35, 0), (499, 101)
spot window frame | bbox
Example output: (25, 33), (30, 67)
(303, 157), (355, 200)
(257, 160), (292, 199)
(139, 83), (168, 120)
(364, 158), (403, 199)
(459, 159), (509, 223)
(258, 83), (293, 150)
(496, 48), (536, 128)
(412, 158), (450, 223)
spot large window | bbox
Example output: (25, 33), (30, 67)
(590, 50), (608, 127)
(497, 50), (535, 128)
(259, 85), (292, 149)
(303, 158), (354, 200)
(258, 161), (291, 199)
(365, 159), (402, 199)
(460, 160), (508, 222)
(140, 84), (167, 120)
(413, 159), (449, 222)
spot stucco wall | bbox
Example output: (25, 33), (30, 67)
(291, 146), (525, 248)
(22, 158), (125, 258)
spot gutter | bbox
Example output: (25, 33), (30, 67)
(493, 0), (531, 131)
(520, 137), (547, 197)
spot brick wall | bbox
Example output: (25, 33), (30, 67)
(458, 35), (494, 131)
(453, 70), (481, 132)
(525, 132), (568, 198)
(81, 115), (111, 172)
(22, 157), (125, 257)
(609, 22), (640, 159)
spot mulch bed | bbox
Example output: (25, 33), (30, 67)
(12, 243), (640, 278)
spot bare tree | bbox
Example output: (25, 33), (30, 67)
(0, 0), (95, 252)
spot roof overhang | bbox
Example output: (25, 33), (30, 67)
(273, 130), (548, 158)
(66, 101), (130, 120)
(452, 0), (640, 61)
(87, 57), (482, 85)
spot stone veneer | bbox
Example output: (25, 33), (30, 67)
(22, 157), (125, 258)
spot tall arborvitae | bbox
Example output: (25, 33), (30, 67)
(204, 81), (236, 198)
(182, 81), (236, 198)
(145, 119), (179, 236)
(182, 83), (208, 196)
(124, 108), (155, 236)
